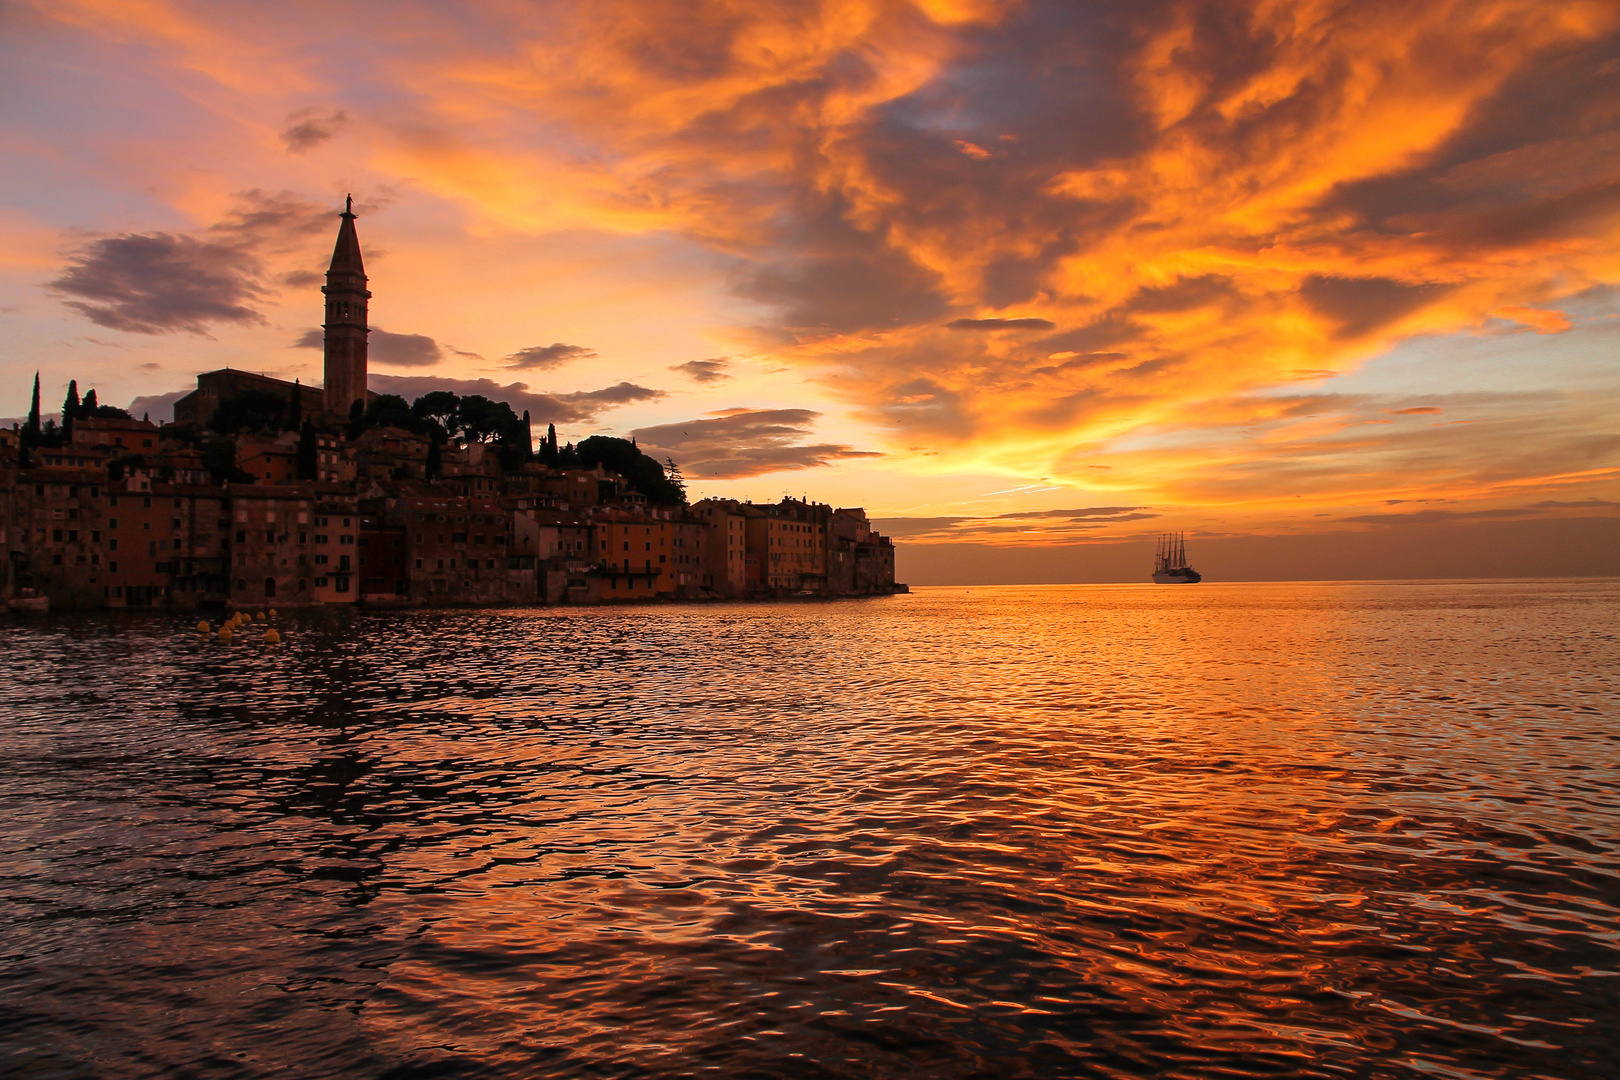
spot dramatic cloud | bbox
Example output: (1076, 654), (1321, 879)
(671, 358), (732, 383)
(315, 0), (1619, 490)
(294, 326), (444, 367)
(13, 0), (1620, 547)
(49, 233), (266, 334)
(370, 330), (443, 367)
(632, 409), (882, 479)
(280, 108), (347, 153)
(50, 190), (332, 335)
(369, 375), (663, 425)
(503, 342), (596, 370)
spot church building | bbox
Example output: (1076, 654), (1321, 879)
(172, 196), (372, 426)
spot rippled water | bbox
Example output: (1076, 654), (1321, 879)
(2, 581), (1619, 1079)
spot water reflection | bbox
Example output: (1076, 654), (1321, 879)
(2, 582), (1617, 1078)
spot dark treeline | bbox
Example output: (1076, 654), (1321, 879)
(15, 374), (686, 506)
(18, 374), (133, 449)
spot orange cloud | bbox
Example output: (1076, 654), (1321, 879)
(1493, 306), (1573, 333)
(12, 0), (1620, 534)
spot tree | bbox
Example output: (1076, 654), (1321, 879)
(364, 393), (414, 431)
(455, 394), (522, 444)
(201, 436), (254, 484)
(296, 420), (318, 481)
(82, 388), (98, 415)
(62, 380), (79, 441)
(576, 435), (685, 505)
(23, 372), (41, 447)
(287, 380), (303, 430)
(664, 457), (686, 502)
(210, 390), (289, 435)
(425, 433), (442, 478)
(345, 398), (365, 440)
(410, 391), (459, 442)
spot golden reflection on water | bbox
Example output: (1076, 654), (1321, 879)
(1, 581), (1617, 1078)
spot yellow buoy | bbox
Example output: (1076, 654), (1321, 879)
(254, 611), (265, 622)
(267, 609), (278, 619)
(263, 628), (280, 644)
(197, 620), (211, 634)
(217, 627), (232, 643)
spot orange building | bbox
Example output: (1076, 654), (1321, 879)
(591, 507), (668, 600)
(744, 499), (828, 593)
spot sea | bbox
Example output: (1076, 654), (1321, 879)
(2, 580), (1618, 1079)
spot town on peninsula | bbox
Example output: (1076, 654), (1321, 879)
(2, 201), (900, 612)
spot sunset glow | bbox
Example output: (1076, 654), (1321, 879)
(3, 0), (1616, 574)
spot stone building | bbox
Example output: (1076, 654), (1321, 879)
(321, 196), (370, 421)
(171, 198), (372, 428)
(691, 498), (747, 598)
(745, 498), (829, 594)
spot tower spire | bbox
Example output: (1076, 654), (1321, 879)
(322, 196), (370, 419)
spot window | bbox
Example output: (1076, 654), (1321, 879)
(109, 539), (119, 552)
(315, 577), (328, 587)
(236, 530), (246, 543)
(52, 529), (63, 542)
(315, 554), (329, 565)
(314, 534), (328, 545)
(109, 495), (118, 507)
(109, 561), (118, 572)
(108, 517), (118, 529)
(142, 496), (152, 508)
(415, 559), (423, 569)
(340, 535), (354, 545)
(91, 531), (101, 543)
(265, 530), (275, 543)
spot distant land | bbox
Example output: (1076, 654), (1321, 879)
(884, 516), (1620, 586)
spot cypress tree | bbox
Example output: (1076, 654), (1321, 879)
(522, 409), (534, 462)
(288, 380), (303, 430)
(82, 388), (98, 415)
(346, 398), (365, 440)
(296, 419), (318, 480)
(23, 372), (41, 447)
(62, 380), (79, 442)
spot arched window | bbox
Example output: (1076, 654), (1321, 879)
(264, 577), (276, 598)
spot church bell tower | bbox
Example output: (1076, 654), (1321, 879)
(322, 195), (370, 419)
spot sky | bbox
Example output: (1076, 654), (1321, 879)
(2, 0), (1617, 581)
